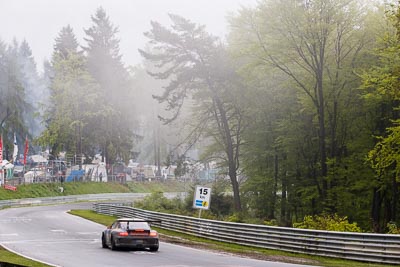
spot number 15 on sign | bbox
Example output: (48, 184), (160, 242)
(193, 185), (211, 210)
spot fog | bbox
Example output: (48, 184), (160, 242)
(0, 0), (258, 165)
(0, 0), (257, 70)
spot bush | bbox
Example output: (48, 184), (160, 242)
(227, 212), (245, 223)
(387, 222), (400, 234)
(263, 219), (278, 226)
(293, 213), (362, 232)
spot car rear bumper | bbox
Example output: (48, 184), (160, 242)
(115, 237), (158, 248)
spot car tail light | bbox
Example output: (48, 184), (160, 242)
(149, 230), (158, 237)
(131, 229), (148, 236)
(118, 232), (129, 236)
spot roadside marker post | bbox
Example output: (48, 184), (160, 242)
(193, 185), (211, 219)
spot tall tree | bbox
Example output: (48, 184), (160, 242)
(83, 7), (134, 164)
(53, 25), (80, 60)
(0, 39), (30, 156)
(229, 0), (372, 213)
(18, 39), (46, 137)
(38, 26), (101, 162)
(362, 2), (400, 231)
(140, 14), (246, 211)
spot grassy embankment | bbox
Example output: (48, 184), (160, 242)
(0, 180), (186, 200)
(0, 180), (186, 266)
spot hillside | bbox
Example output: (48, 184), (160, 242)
(0, 181), (187, 200)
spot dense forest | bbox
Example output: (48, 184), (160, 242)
(1, 0), (400, 232)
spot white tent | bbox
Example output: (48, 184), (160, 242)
(30, 154), (48, 163)
(1, 159), (14, 169)
(24, 169), (45, 183)
(0, 159), (14, 185)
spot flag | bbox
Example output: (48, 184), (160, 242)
(12, 133), (18, 163)
(0, 135), (3, 186)
(0, 134), (3, 164)
(23, 136), (29, 165)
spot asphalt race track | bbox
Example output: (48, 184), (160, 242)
(0, 203), (314, 267)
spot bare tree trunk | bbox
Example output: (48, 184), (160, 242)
(391, 175), (398, 222)
(371, 187), (382, 233)
(229, 163), (241, 212)
(270, 152), (278, 219)
(215, 97), (242, 212)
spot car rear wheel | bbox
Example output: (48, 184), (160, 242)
(150, 246), (159, 252)
(149, 242), (159, 252)
(101, 234), (107, 248)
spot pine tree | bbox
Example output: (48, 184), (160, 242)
(53, 25), (80, 60)
(18, 39), (44, 137)
(140, 14), (245, 211)
(83, 7), (134, 164)
(38, 26), (101, 162)
(0, 39), (30, 153)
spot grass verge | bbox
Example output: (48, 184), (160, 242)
(0, 246), (52, 267)
(0, 180), (187, 200)
(68, 209), (397, 267)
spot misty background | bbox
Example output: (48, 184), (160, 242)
(2, 0), (400, 232)
(0, 0), (256, 164)
(0, 0), (257, 71)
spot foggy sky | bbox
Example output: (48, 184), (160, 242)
(0, 0), (257, 72)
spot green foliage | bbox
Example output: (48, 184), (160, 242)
(134, 191), (200, 217)
(263, 219), (278, 226)
(133, 181), (234, 220)
(0, 182), (131, 200)
(2, 1), (400, 237)
(140, 14), (245, 211)
(357, 2), (400, 232)
(387, 222), (400, 234)
(226, 213), (243, 223)
(0, 40), (32, 147)
(228, 0), (395, 231)
(0, 181), (188, 201)
(83, 7), (134, 164)
(69, 209), (116, 227)
(0, 245), (52, 267)
(293, 213), (362, 232)
(209, 179), (234, 218)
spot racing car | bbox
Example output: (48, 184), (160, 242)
(101, 218), (159, 251)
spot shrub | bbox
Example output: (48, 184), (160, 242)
(387, 222), (400, 234)
(227, 212), (245, 223)
(293, 213), (362, 232)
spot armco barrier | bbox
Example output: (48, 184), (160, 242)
(93, 203), (400, 264)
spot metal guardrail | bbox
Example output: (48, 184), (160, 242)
(93, 203), (400, 264)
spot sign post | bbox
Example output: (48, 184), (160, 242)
(193, 185), (211, 218)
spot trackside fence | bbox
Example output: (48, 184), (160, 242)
(93, 203), (400, 264)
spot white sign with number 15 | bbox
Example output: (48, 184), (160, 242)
(193, 185), (211, 210)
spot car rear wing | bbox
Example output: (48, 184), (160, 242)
(117, 218), (162, 224)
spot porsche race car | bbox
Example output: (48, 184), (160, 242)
(101, 218), (159, 251)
